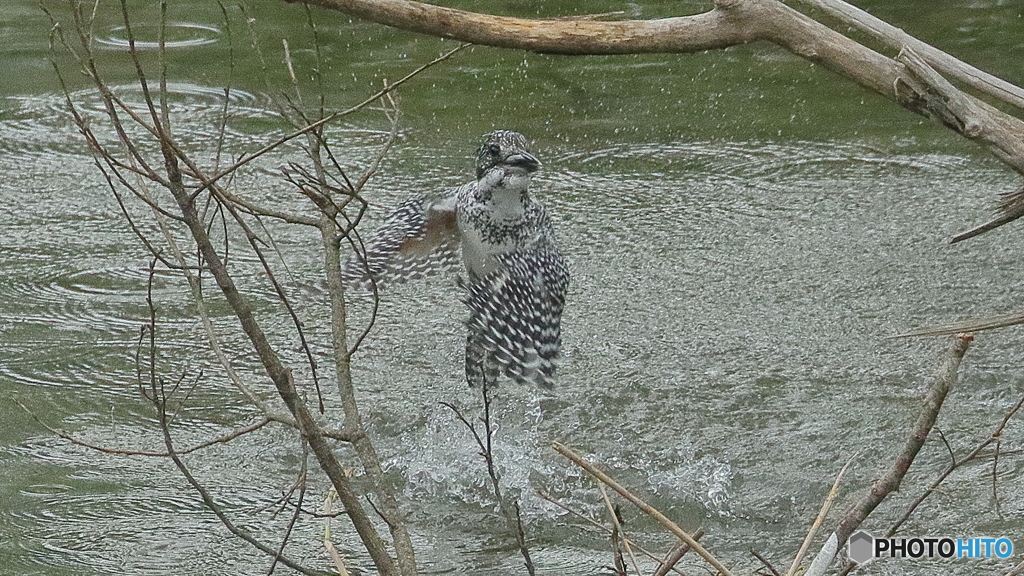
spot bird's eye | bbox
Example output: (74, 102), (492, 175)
(487, 143), (501, 157)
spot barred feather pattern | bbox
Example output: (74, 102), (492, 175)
(341, 194), (460, 291)
(342, 130), (570, 389)
(462, 239), (569, 389)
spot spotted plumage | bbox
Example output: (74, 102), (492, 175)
(343, 194), (460, 291)
(342, 130), (569, 388)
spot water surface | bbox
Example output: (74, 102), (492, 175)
(3, 1), (1024, 575)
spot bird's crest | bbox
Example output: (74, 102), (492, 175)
(475, 130), (540, 179)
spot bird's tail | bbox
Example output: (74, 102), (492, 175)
(460, 271), (562, 389)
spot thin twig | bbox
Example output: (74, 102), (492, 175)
(786, 452), (859, 576)
(213, 199), (326, 412)
(443, 389), (536, 576)
(598, 485), (640, 576)
(751, 549), (782, 576)
(191, 43), (469, 198)
(323, 488), (352, 576)
(268, 443), (310, 576)
(15, 405), (275, 457)
(885, 387), (1024, 538)
(832, 334), (973, 576)
(553, 442), (735, 576)
(137, 258), (329, 576)
(536, 490), (697, 576)
(652, 529), (706, 576)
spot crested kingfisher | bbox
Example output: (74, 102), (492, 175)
(342, 130), (569, 388)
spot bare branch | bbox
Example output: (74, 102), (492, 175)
(442, 391), (536, 576)
(894, 47), (1024, 177)
(14, 405), (275, 457)
(788, 0), (1024, 110)
(751, 549), (782, 576)
(206, 198), (327, 412)
(991, 435), (1003, 517)
(598, 485), (639, 576)
(192, 42), (468, 198)
(322, 489), (354, 576)
(300, 106), (417, 576)
(168, 172), (400, 575)
(135, 256), (328, 576)
(786, 452), (858, 576)
(47, 2), (464, 573)
(653, 530), (707, 576)
(281, 0), (1024, 238)
(952, 188), (1024, 244)
(268, 443), (310, 576)
(885, 388), (1024, 538)
(283, 0), (751, 54)
(536, 490), (698, 576)
(831, 334), (973, 573)
(159, 423), (332, 576)
(553, 441), (735, 576)
(217, 185), (321, 226)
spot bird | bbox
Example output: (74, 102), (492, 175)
(342, 130), (569, 389)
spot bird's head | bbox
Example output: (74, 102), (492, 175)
(475, 130), (541, 180)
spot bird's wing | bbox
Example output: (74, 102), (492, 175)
(895, 312), (1024, 337)
(463, 240), (569, 389)
(342, 193), (460, 291)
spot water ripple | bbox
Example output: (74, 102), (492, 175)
(94, 22), (222, 50)
(2, 131), (1020, 576)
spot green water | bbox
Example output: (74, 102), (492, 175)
(3, 1), (1024, 575)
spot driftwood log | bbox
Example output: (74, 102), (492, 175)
(283, 0), (1024, 241)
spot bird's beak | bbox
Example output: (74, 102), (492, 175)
(505, 152), (541, 173)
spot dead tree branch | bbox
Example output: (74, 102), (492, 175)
(91, 8), (390, 559)
(536, 490), (699, 576)
(751, 549), (783, 576)
(599, 486), (639, 576)
(279, 0), (1024, 238)
(191, 42), (467, 199)
(161, 122), (402, 576)
(443, 390), (535, 576)
(789, 0), (1024, 110)
(302, 85), (419, 576)
(785, 453), (857, 576)
(14, 407), (276, 458)
(553, 442), (734, 576)
(45, 0), (461, 572)
(136, 261), (329, 576)
(830, 334), (973, 574)
(885, 388), (1024, 539)
(653, 530), (706, 576)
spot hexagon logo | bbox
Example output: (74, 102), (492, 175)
(849, 530), (874, 564)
